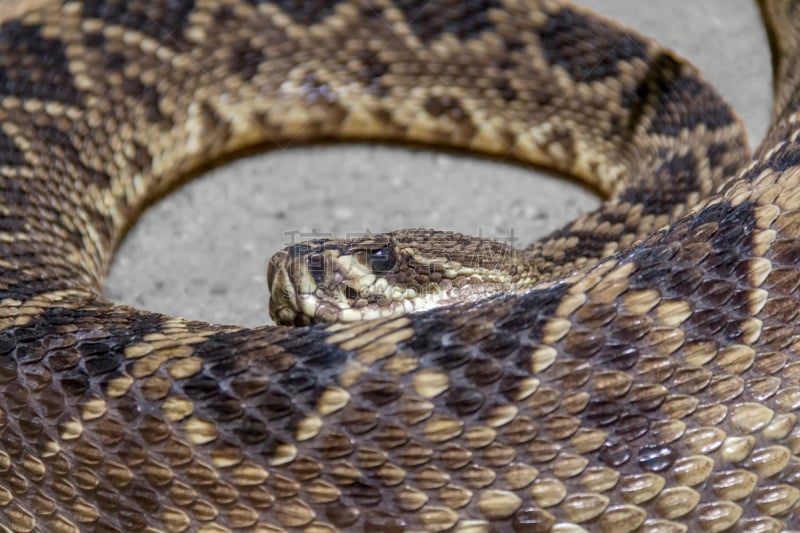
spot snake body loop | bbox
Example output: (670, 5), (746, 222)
(1, 1), (799, 531)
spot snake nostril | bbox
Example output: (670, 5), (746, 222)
(307, 253), (326, 284)
(306, 253), (323, 271)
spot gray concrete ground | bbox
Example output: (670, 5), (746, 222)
(104, 0), (771, 327)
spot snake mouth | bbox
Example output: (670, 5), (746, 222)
(268, 247), (355, 325)
(267, 245), (399, 325)
(268, 268), (369, 326)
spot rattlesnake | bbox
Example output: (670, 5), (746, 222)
(1, 0), (799, 531)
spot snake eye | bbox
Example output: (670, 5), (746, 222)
(367, 246), (396, 273)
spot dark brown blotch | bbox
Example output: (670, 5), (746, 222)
(393, 0), (501, 43)
(229, 40), (266, 82)
(363, 510), (407, 533)
(327, 503), (360, 528)
(618, 153), (701, 216)
(563, 329), (605, 359)
(0, 20), (84, 105)
(465, 356), (504, 386)
(446, 386), (485, 416)
(537, 7), (646, 82)
(339, 406), (379, 435)
(78, 0), (196, 49)
(584, 400), (621, 427)
(312, 431), (354, 460)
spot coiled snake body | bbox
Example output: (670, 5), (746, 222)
(0, 0), (799, 531)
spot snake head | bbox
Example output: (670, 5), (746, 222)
(267, 229), (535, 326)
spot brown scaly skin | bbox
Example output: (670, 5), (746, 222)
(0, 0), (798, 531)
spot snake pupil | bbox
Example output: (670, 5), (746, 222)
(368, 246), (396, 273)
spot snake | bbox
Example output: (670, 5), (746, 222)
(1, 0), (800, 531)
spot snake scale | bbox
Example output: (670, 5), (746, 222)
(1, 0), (799, 531)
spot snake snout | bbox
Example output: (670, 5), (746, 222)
(267, 251), (303, 325)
